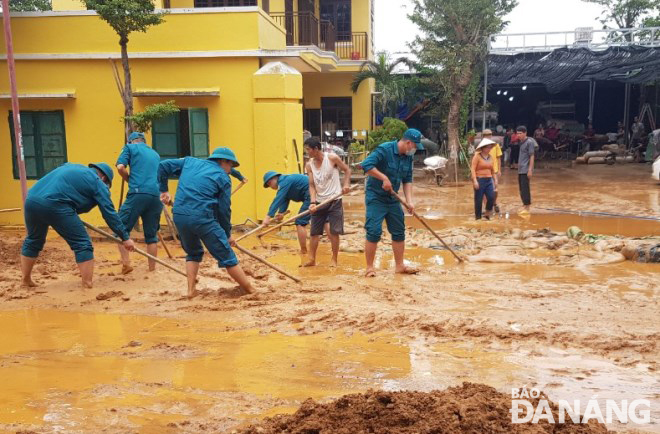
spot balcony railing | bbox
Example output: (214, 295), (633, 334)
(270, 12), (368, 60)
(335, 32), (368, 60)
(271, 12), (319, 46)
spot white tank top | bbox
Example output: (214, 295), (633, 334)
(310, 152), (341, 202)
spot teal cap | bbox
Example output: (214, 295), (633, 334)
(403, 128), (424, 150)
(128, 132), (145, 142)
(208, 147), (240, 167)
(263, 170), (281, 188)
(89, 162), (114, 187)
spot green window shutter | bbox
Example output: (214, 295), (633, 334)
(153, 113), (181, 159)
(189, 108), (209, 158)
(35, 112), (67, 176)
(9, 111), (67, 179)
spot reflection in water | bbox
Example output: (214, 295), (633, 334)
(0, 310), (657, 431)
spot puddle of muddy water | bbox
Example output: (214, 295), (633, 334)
(0, 310), (657, 432)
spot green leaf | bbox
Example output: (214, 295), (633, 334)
(124, 101), (180, 133)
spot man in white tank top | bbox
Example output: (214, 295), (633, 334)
(303, 137), (352, 267)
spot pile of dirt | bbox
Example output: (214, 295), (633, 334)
(237, 383), (609, 434)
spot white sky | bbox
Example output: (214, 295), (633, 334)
(375, 0), (604, 53)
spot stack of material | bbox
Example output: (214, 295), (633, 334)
(576, 149), (633, 164)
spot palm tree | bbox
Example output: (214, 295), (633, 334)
(351, 52), (411, 118)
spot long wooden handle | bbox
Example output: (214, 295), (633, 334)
(162, 206), (179, 241)
(118, 179), (126, 209)
(232, 180), (247, 196)
(236, 211), (290, 242)
(83, 221), (187, 277)
(0, 208), (21, 213)
(235, 244), (301, 283)
(390, 193), (464, 263)
(258, 185), (358, 239)
(158, 231), (173, 259)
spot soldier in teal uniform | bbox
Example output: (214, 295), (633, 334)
(115, 132), (163, 274)
(21, 162), (135, 288)
(158, 147), (255, 298)
(262, 171), (311, 255)
(360, 128), (424, 277)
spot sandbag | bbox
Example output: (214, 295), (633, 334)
(588, 156), (607, 164)
(584, 151), (610, 159)
(617, 155), (634, 163)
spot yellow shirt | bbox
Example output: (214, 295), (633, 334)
(489, 143), (503, 173)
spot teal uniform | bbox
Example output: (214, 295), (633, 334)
(360, 141), (413, 243)
(22, 163), (129, 263)
(158, 157), (238, 267)
(116, 143), (163, 244)
(267, 174), (311, 226)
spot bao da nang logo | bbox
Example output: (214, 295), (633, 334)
(510, 386), (651, 424)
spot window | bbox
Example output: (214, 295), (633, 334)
(152, 108), (209, 159)
(193, 0), (256, 7)
(10, 111), (68, 179)
(321, 97), (352, 133)
(320, 0), (351, 41)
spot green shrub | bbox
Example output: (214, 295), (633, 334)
(366, 117), (407, 151)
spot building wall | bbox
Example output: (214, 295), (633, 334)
(1, 9), (284, 53)
(302, 72), (372, 134)
(0, 56), (263, 226)
(0, 8), (371, 229)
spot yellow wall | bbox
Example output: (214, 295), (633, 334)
(0, 9), (285, 54)
(169, 0), (194, 8)
(52, 0), (86, 11)
(302, 72), (373, 133)
(0, 8), (372, 228)
(0, 57), (261, 226)
(352, 0), (373, 59)
(253, 65), (304, 219)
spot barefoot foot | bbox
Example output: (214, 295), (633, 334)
(21, 278), (38, 288)
(302, 259), (316, 267)
(121, 264), (134, 275)
(395, 266), (420, 275)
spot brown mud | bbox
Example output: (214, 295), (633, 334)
(0, 163), (658, 432)
(237, 383), (609, 434)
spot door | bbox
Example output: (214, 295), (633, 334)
(285, 0), (294, 45)
(298, 0), (315, 45)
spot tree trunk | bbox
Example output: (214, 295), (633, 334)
(447, 87), (465, 184)
(120, 37), (134, 139)
(446, 61), (477, 184)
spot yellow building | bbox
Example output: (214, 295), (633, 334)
(0, 0), (375, 226)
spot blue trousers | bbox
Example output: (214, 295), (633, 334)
(474, 177), (495, 219)
(365, 197), (405, 243)
(118, 193), (163, 244)
(295, 199), (311, 226)
(173, 213), (238, 268)
(22, 198), (94, 263)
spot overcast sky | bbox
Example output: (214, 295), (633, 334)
(375, 0), (604, 54)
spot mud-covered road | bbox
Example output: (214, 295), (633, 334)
(0, 163), (658, 432)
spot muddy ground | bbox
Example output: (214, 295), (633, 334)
(0, 163), (658, 433)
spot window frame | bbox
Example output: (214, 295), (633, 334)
(152, 108), (209, 160)
(9, 110), (68, 180)
(193, 0), (257, 7)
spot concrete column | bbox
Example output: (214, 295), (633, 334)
(253, 61), (303, 219)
